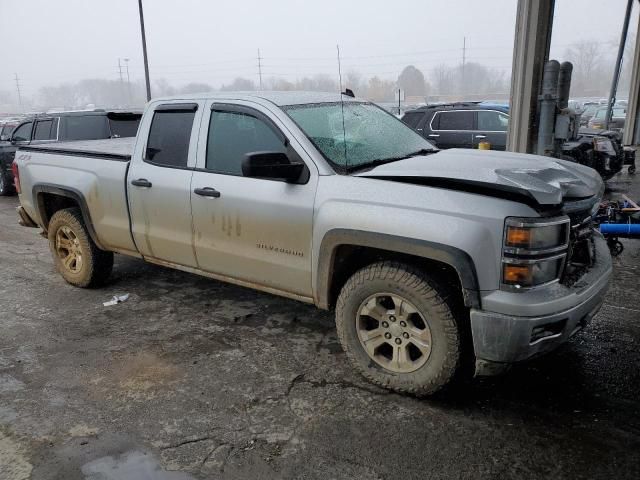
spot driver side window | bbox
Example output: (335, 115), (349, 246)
(12, 122), (33, 142)
(205, 110), (286, 176)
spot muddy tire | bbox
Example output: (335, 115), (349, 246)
(47, 208), (113, 288)
(335, 261), (463, 396)
(0, 170), (14, 196)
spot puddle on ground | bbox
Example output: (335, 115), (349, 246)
(82, 450), (196, 480)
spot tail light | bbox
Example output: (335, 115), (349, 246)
(11, 160), (20, 194)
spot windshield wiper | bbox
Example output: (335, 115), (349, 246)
(345, 148), (438, 173)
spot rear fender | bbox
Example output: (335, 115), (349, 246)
(33, 184), (105, 250)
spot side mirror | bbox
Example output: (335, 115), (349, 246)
(0, 135), (8, 142)
(242, 151), (305, 183)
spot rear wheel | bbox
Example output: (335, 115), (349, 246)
(0, 170), (14, 196)
(335, 261), (463, 396)
(48, 208), (113, 287)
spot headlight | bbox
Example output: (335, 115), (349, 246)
(502, 217), (570, 289)
(504, 218), (569, 253)
(502, 256), (565, 288)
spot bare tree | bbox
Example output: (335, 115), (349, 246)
(220, 77), (257, 91)
(397, 65), (427, 97)
(180, 82), (214, 94)
(564, 40), (603, 96)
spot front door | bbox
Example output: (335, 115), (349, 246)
(473, 110), (509, 150)
(190, 102), (317, 298)
(128, 102), (202, 267)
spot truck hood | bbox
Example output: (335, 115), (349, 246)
(354, 149), (604, 207)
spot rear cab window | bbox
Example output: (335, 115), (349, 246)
(63, 115), (110, 140)
(108, 113), (142, 138)
(145, 104), (197, 168)
(401, 112), (424, 129)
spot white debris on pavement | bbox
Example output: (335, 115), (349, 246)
(103, 294), (130, 307)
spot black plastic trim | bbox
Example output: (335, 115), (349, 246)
(18, 145), (130, 161)
(155, 103), (199, 112)
(316, 229), (481, 309)
(32, 184), (106, 250)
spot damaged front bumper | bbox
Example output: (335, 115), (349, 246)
(470, 233), (612, 375)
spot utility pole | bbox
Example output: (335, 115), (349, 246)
(605, 0), (633, 129)
(14, 73), (23, 113)
(461, 37), (466, 99)
(257, 49), (263, 90)
(118, 58), (124, 84)
(124, 58), (132, 105)
(118, 58), (125, 105)
(138, 0), (152, 101)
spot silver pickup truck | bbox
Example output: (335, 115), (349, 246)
(14, 92), (612, 395)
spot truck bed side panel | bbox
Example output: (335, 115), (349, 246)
(18, 150), (138, 255)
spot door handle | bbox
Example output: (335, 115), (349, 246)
(131, 178), (152, 188)
(475, 135), (487, 139)
(194, 187), (221, 198)
(428, 134), (440, 137)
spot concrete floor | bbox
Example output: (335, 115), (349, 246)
(1, 169), (639, 480)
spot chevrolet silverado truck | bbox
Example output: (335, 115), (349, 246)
(14, 92), (612, 395)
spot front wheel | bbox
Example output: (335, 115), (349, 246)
(47, 207), (113, 287)
(335, 262), (463, 396)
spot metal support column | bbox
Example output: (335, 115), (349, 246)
(507, 0), (555, 153)
(624, 9), (640, 146)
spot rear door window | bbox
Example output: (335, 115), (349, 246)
(33, 119), (58, 140)
(11, 122), (32, 142)
(64, 115), (110, 140)
(434, 111), (474, 131)
(145, 105), (197, 168)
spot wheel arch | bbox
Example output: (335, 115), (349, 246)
(316, 229), (481, 310)
(33, 184), (105, 250)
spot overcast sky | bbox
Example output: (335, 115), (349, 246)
(0, 0), (637, 99)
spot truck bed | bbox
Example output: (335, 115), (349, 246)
(19, 137), (135, 160)
(17, 137), (138, 256)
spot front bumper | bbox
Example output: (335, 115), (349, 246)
(470, 233), (612, 366)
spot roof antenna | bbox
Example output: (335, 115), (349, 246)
(337, 44), (348, 170)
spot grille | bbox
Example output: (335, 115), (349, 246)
(561, 208), (595, 286)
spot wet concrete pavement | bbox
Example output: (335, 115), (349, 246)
(1, 169), (639, 480)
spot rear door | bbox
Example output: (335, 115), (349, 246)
(127, 102), (202, 267)
(428, 110), (473, 148)
(473, 110), (509, 150)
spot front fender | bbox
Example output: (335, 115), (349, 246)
(315, 228), (481, 309)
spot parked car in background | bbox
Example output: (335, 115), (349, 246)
(0, 119), (22, 141)
(588, 106), (626, 131)
(580, 103), (600, 126)
(0, 109), (141, 196)
(401, 102), (510, 150)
